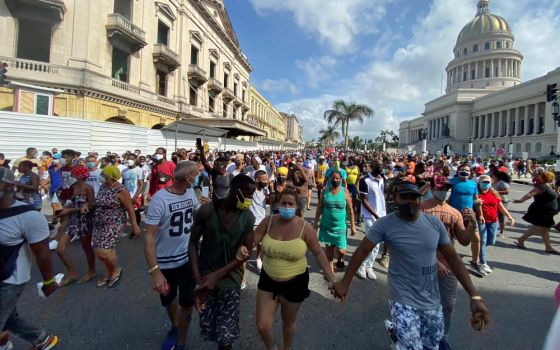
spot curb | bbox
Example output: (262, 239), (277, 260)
(512, 180), (533, 186)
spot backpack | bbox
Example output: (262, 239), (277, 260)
(0, 204), (37, 281)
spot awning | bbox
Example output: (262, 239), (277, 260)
(161, 120), (229, 138)
(183, 118), (266, 137)
(260, 138), (283, 145)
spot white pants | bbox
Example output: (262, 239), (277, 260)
(361, 217), (380, 269)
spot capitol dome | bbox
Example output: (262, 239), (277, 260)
(445, 0), (523, 93)
(455, 0), (512, 48)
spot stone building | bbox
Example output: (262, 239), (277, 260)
(399, 0), (560, 158)
(248, 86), (287, 142)
(0, 0), (264, 139)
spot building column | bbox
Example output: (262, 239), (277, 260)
(524, 105), (531, 135)
(483, 60), (486, 78)
(490, 59), (494, 78)
(478, 115), (484, 138)
(487, 114), (492, 138)
(506, 109), (512, 136)
(472, 117), (476, 138)
(498, 111), (504, 137)
(515, 107), (521, 135)
(491, 113), (496, 137)
(437, 118), (441, 138)
(535, 103), (540, 133)
(498, 59), (502, 77)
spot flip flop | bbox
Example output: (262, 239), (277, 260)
(96, 278), (109, 288)
(59, 276), (77, 287)
(514, 241), (527, 250)
(108, 270), (123, 288)
(78, 273), (97, 284)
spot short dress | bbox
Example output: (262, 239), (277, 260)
(92, 185), (127, 249)
(319, 189), (348, 249)
(67, 193), (92, 237)
(523, 184), (558, 228)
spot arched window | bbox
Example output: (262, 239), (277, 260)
(463, 48), (468, 55)
(496, 41), (502, 49)
(106, 116), (134, 125)
(484, 42), (490, 50)
(525, 143), (531, 152)
(536, 142), (542, 153)
(151, 123), (164, 129)
(505, 42), (510, 49)
(473, 44), (479, 52)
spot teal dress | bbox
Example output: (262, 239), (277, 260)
(319, 188), (348, 249)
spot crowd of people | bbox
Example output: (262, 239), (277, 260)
(1, 143), (560, 350)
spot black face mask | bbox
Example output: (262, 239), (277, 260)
(331, 180), (341, 188)
(397, 202), (420, 220)
(257, 181), (268, 189)
(372, 166), (383, 176)
(277, 177), (287, 184)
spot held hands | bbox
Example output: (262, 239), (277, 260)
(470, 300), (491, 331)
(55, 208), (72, 217)
(508, 217), (515, 226)
(329, 281), (348, 301)
(80, 204), (90, 214)
(199, 196), (211, 205)
(151, 270), (168, 295)
(131, 224), (141, 237)
(235, 245), (250, 261)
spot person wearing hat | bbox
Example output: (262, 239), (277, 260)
(332, 179), (491, 349)
(85, 165), (140, 288)
(421, 176), (477, 341)
(315, 156), (328, 198)
(0, 167), (60, 349)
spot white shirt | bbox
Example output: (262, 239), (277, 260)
(359, 173), (386, 220)
(86, 168), (104, 196)
(145, 188), (200, 269)
(250, 187), (268, 226)
(0, 201), (50, 285)
(122, 166), (144, 197)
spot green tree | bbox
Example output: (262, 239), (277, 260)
(318, 126), (340, 147)
(375, 130), (397, 144)
(348, 136), (365, 151)
(324, 100), (374, 151)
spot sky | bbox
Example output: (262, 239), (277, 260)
(225, 0), (560, 141)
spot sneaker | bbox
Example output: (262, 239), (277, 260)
(162, 327), (177, 350)
(366, 268), (377, 280)
(356, 266), (367, 279)
(480, 263), (492, 274)
(48, 240), (58, 251)
(241, 281), (247, 290)
(35, 334), (59, 350)
(256, 257), (262, 271)
(0, 341), (14, 350)
(379, 254), (389, 268)
(384, 320), (398, 349)
(469, 261), (487, 277)
(499, 233), (505, 238)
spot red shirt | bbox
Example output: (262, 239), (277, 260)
(149, 160), (176, 196)
(479, 191), (502, 223)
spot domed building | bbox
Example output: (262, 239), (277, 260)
(399, 0), (560, 159)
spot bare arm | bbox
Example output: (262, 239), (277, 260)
(455, 209), (476, 246)
(188, 205), (209, 284)
(439, 244), (478, 296)
(344, 189), (356, 234)
(303, 222), (336, 283)
(498, 202), (514, 225)
(339, 237), (377, 291)
(133, 177), (144, 202)
(118, 189), (140, 230)
(359, 192), (379, 219)
(313, 191), (325, 228)
(513, 187), (541, 203)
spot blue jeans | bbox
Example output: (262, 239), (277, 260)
(0, 282), (47, 346)
(479, 222), (499, 264)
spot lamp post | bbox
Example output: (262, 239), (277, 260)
(420, 128), (428, 155)
(552, 100), (560, 171)
(508, 137), (513, 160)
(491, 141), (496, 157)
(468, 138), (473, 157)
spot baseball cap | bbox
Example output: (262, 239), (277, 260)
(394, 182), (422, 196)
(0, 168), (15, 184)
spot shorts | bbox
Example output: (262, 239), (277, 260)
(297, 196), (307, 211)
(159, 261), (196, 308)
(316, 182), (324, 192)
(257, 268), (310, 303)
(389, 300), (444, 350)
(200, 288), (241, 346)
(347, 184), (358, 199)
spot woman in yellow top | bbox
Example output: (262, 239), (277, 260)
(237, 187), (335, 350)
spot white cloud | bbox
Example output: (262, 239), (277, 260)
(269, 0), (560, 141)
(249, 0), (390, 53)
(294, 56), (337, 87)
(258, 78), (300, 95)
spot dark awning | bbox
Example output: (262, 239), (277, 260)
(183, 118), (266, 137)
(161, 120), (229, 138)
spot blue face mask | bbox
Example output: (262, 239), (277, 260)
(279, 207), (296, 220)
(480, 182), (492, 190)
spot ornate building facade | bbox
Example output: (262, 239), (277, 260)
(247, 86), (286, 142)
(0, 0), (264, 139)
(399, 0), (560, 158)
(281, 112), (304, 145)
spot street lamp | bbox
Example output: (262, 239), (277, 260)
(491, 141), (496, 156)
(468, 137), (473, 157)
(508, 137), (513, 160)
(552, 100), (560, 171)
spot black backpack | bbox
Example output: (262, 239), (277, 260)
(0, 205), (37, 281)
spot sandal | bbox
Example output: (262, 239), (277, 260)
(78, 273), (97, 284)
(59, 276), (77, 287)
(514, 241), (527, 250)
(96, 278), (109, 288)
(108, 270), (123, 288)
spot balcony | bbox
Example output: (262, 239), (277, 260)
(233, 96), (243, 107)
(207, 78), (223, 94)
(153, 44), (180, 73)
(187, 64), (208, 87)
(222, 88), (234, 102)
(241, 101), (249, 112)
(106, 13), (147, 54)
(5, 0), (66, 23)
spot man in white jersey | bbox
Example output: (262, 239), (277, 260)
(144, 161), (209, 350)
(85, 155), (103, 197)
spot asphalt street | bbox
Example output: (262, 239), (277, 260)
(11, 182), (560, 349)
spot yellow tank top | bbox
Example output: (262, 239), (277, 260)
(316, 164), (328, 183)
(347, 166), (359, 185)
(261, 217), (308, 280)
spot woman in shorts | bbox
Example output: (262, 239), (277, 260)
(246, 188), (335, 350)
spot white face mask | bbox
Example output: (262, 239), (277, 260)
(433, 190), (449, 201)
(155, 154), (164, 161)
(127, 160), (135, 167)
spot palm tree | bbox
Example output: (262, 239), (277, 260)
(318, 126), (340, 147)
(324, 100), (374, 151)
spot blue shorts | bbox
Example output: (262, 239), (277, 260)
(347, 184), (358, 198)
(389, 300), (444, 350)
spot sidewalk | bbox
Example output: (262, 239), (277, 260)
(511, 176), (533, 185)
